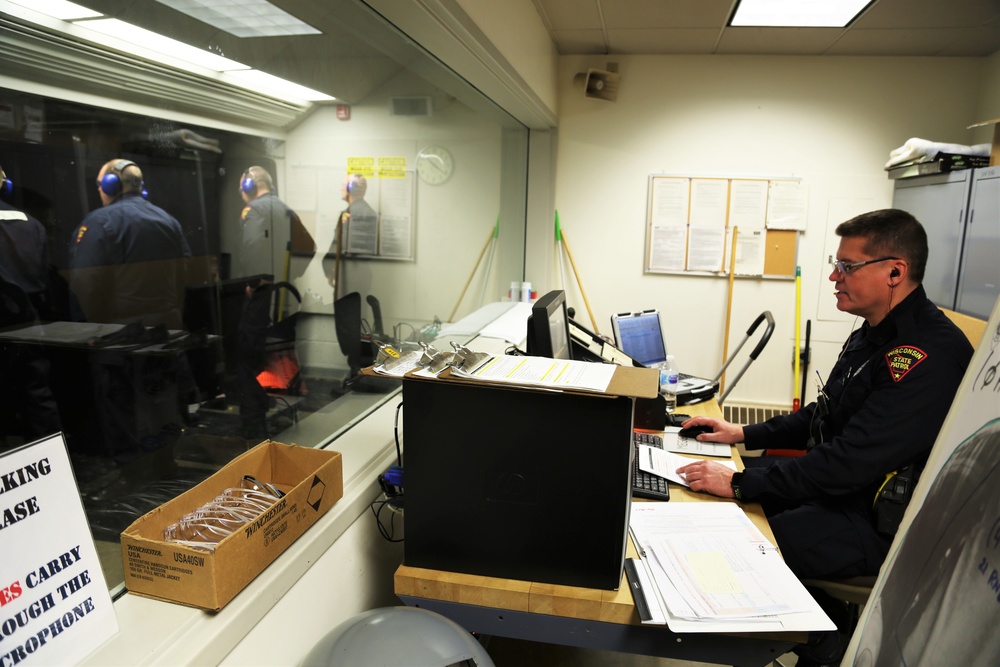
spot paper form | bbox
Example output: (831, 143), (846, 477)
(629, 502), (836, 633)
(637, 446), (736, 486)
(451, 354), (617, 393)
(663, 428), (731, 457)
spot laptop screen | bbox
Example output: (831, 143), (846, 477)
(612, 311), (667, 367)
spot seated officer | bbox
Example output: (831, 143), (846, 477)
(676, 209), (974, 666)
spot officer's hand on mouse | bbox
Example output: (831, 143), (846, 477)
(677, 417), (745, 444)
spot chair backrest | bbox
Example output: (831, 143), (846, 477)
(940, 307), (988, 348)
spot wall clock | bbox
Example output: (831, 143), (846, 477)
(416, 146), (454, 185)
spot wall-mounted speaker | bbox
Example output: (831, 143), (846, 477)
(574, 63), (620, 102)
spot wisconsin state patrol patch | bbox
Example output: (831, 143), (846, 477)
(241, 206), (251, 221)
(885, 345), (928, 382)
(75, 225), (88, 243)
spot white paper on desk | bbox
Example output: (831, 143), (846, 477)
(452, 354), (616, 393)
(638, 446), (736, 486)
(629, 502), (835, 633)
(663, 428), (730, 457)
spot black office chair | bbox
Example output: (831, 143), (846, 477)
(333, 291), (399, 394)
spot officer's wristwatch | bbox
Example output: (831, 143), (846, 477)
(730, 471), (744, 501)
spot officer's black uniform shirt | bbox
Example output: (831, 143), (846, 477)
(0, 200), (48, 295)
(739, 285), (973, 519)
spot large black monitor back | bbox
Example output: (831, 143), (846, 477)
(402, 377), (634, 590)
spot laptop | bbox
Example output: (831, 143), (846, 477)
(610, 310), (718, 405)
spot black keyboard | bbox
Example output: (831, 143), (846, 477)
(632, 432), (670, 501)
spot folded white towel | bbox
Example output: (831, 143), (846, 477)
(887, 137), (990, 169)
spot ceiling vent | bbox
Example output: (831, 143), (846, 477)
(390, 96), (432, 116)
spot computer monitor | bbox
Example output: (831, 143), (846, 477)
(525, 289), (572, 360)
(610, 310), (667, 367)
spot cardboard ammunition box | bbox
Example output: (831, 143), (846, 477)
(120, 441), (342, 611)
(968, 117), (1000, 166)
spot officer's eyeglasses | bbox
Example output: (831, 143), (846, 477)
(828, 255), (898, 276)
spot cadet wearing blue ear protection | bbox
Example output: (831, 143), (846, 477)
(99, 159), (147, 199)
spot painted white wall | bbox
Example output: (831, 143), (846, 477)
(455, 0), (560, 116)
(542, 55), (989, 407)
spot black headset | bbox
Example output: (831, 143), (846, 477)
(100, 159), (144, 197)
(890, 268), (900, 278)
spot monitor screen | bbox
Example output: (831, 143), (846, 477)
(612, 310), (666, 367)
(526, 290), (572, 360)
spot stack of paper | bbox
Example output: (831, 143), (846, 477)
(627, 502), (835, 633)
(450, 354), (617, 393)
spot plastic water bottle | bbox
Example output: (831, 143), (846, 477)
(661, 354), (679, 412)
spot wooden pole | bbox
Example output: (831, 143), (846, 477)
(559, 227), (600, 333)
(721, 226), (739, 394)
(793, 266), (802, 411)
(449, 223), (497, 322)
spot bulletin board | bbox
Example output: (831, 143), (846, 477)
(644, 175), (807, 279)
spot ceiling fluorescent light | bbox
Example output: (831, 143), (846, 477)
(6, 0), (101, 21)
(154, 0), (321, 38)
(731, 0), (871, 28)
(76, 18), (250, 71)
(226, 69), (334, 103)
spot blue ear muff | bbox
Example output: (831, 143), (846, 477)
(100, 172), (123, 196)
(100, 159), (138, 197)
(0, 176), (12, 198)
(241, 176), (256, 194)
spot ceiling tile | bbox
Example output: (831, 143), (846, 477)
(535, 0), (603, 31)
(853, 0), (1000, 29)
(606, 28), (721, 55)
(551, 29), (610, 55)
(601, 0), (733, 29)
(716, 27), (844, 56)
(826, 28), (979, 56)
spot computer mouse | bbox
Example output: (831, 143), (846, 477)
(679, 425), (713, 439)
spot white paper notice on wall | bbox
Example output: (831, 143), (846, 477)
(0, 434), (118, 664)
(766, 180), (809, 230)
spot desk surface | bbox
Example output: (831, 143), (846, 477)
(394, 400), (803, 664)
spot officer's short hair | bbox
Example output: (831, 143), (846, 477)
(836, 208), (928, 283)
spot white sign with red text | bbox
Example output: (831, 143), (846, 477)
(0, 434), (117, 665)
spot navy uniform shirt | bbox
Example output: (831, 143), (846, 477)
(69, 193), (191, 326)
(739, 285), (973, 517)
(0, 200), (49, 295)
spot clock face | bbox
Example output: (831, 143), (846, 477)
(416, 146), (454, 185)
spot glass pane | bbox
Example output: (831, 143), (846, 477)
(0, 0), (527, 593)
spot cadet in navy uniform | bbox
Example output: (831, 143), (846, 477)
(68, 158), (191, 461)
(0, 164), (62, 442)
(69, 159), (191, 327)
(676, 209), (974, 666)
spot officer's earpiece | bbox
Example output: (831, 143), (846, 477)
(890, 268), (900, 277)
(100, 159), (140, 197)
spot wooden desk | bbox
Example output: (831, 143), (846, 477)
(395, 400), (804, 667)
